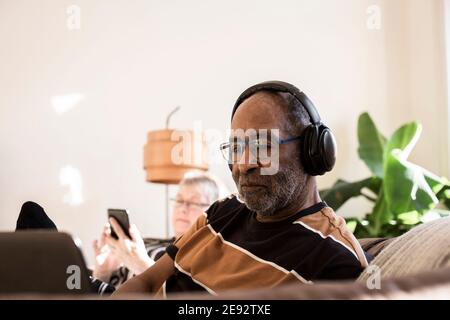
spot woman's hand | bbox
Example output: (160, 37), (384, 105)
(105, 218), (155, 276)
(92, 223), (121, 282)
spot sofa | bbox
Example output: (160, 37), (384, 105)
(1, 217), (449, 299)
(152, 216), (450, 300)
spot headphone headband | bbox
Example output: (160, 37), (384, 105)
(231, 81), (322, 125)
(229, 80), (336, 176)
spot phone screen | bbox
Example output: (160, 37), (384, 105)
(107, 209), (131, 239)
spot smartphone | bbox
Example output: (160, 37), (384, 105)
(107, 208), (131, 239)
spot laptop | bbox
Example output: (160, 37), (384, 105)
(0, 231), (92, 295)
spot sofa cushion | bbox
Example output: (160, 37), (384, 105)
(358, 238), (395, 257)
(358, 217), (450, 282)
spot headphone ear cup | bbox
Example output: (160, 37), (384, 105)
(318, 126), (337, 172)
(307, 125), (319, 156)
(300, 125), (336, 176)
(300, 125), (316, 175)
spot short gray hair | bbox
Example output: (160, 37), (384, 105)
(179, 171), (220, 205)
(277, 91), (311, 136)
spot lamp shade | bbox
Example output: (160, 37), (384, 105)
(143, 129), (208, 184)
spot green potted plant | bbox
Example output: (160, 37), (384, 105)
(320, 112), (450, 238)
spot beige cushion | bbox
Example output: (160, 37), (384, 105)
(358, 217), (450, 282)
(358, 238), (395, 257)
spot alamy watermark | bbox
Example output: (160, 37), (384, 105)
(169, 122), (283, 175)
(66, 5), (81, 31)
(365, 264), (381, 290)
(66, 265), (81, 290)
(366, 5), (382, 30)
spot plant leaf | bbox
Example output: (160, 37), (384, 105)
(384, 149), (439, 215)
(345, 220), (357, 233)
(436, 186), (450, 209)
(357, 112), (386, 177)
(425, 172), (450, 197)
(319, 177), (381, 211)
(345, 218), (372, 238)
(366, 189), (392, 236)
(384, 122), (421, 161)
(397, 211), (421, 225)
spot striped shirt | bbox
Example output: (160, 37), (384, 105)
(162, 195), (368, 296)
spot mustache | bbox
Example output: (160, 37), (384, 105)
(235, 172), (271, 187)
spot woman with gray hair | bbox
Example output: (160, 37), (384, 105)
(91, 171), (222, 294)
(171, 171), (220, 238)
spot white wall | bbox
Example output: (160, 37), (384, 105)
(0, 0), (448, 266)
(383, 0), (448, 176)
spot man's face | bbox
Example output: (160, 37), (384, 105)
(230, 92), (308, 216)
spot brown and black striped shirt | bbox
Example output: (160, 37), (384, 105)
(162, 195), (368, 296)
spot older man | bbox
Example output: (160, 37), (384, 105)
(114, 81), (368, 296)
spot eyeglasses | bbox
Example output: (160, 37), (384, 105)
(219, 136), (301, 164)
(170, 198), (210, 211)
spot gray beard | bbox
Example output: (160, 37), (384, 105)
(234, 165), (307, 217)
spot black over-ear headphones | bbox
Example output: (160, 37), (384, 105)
(231, 80), (336, 176)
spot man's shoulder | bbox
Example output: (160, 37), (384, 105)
(294, 205), (368, 268)
(206, 193), (247, 220)
(294, 205), (342, 236)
